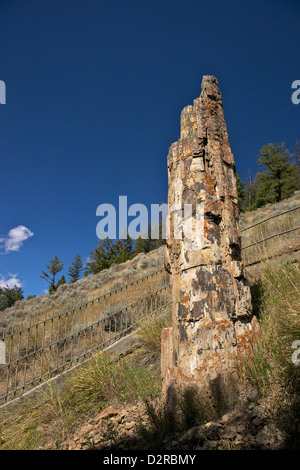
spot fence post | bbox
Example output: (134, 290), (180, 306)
(0, 340), (5, 365)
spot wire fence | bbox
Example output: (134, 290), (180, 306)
(241, 205), (300, 266)
(0, 268), (171, 405)
(0, 205), (299, 406)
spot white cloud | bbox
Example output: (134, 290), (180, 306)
(0, 274), (23, 289)
(0, 225), (34, 254)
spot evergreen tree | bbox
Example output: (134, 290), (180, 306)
(122, 233), (134, 255)
(244, 172), (260, 211)
(133, 234), (149, 256)
(254, 143), (299, 208)
(236, 173), (246, 212)
(68, 254), (84, 283)
(40, 256), (64, 293)
(293, 139), (300, 186)
(148, 220), (166, 251)
(56, 275), (66, 289)
(0, 285), (24, 311)
(85, 238), (117, 274)
(86, 234), (135, 275)
(26, 295), (36, 300)
(294, 139), (300, 167)
(114, 234), (133, 264)
(114, 245), (132, 264)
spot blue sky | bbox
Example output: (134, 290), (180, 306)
(0, 0), (299, 298)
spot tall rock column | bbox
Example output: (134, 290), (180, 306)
(162, 76), (260, 399)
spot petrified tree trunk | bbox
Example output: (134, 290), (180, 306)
(162, 76), (260, 400)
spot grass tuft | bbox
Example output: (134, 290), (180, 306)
(68, 351), (161, 412)
(0, 349), (161, 450)
(134, 314), (172, 364)
(136, 387), (215, 450)
(241, 261), (300, 395)
(239, 260), (300, 448)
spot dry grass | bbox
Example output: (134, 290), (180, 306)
(2, 259), (299, 451)
(238, 260), (300, 448)
(0, 383), (78, 449)
(0, 246), (166, 330)
(0, 308), (172, 450)
(134, 314), (172, 364)
(67, 351), (161, 413)
(239, 261), (300, 391)
(0, 268), (170, 405)
(136, 387), (215, 450)
(0, 347), (162, 450)
(241, 205), (300, 266)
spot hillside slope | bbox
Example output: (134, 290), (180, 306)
(0, 246), (165, 329)
(240, 191), (300, 229)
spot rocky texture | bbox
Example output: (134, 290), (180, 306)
(46, 398), (286, 450)
(168, 400), (286, 450)
(162, 76), (260, 399)
(44, 403), (150, 450)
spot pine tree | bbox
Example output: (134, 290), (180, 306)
(294, 139), (300, 166)
(85, 238), (116, 274)
(254, 143), (299, 208)
(114, 245), (131, 264)
(293, 139), (300, 186)
(0, 285), (24, 311)
(148, 220), (166, 251)
(86, 234), (135, 274)
(114, 234), (133, 264)
(244, 170), (256, 210)
(40, 256), (64, 293)
(236, 173), (246, 212)
(68, 254), (84, 283)
(133, 234), (149, 256)
(56, 275), (66, 288)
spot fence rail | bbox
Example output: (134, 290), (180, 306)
(0, 268), (171, 405)
(0, 204), (299, 406)
(241, 205), (300, 266)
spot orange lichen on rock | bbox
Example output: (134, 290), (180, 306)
(162, 75), (260, 399)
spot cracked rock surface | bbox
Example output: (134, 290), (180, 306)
(162, 76), (260, 395)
